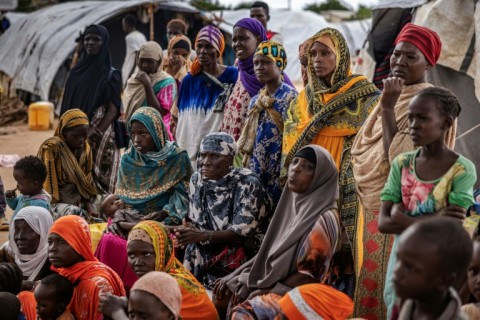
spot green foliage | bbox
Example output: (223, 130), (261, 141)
(351, 5), (372, 20)
(304, 0), (352, 13)
(190, 0), (230, 11)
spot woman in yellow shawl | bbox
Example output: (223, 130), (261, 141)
(122, 41), (176, 140)
(350, 23), (454, 320)
(37, 109), (98, 219)
(282, 28), (381, 294)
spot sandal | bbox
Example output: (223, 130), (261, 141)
(0, 217), (9, 231)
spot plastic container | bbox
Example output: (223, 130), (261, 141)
(28, 101), (54, 130)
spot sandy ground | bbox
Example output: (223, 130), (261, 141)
(0, 121), (56, 243)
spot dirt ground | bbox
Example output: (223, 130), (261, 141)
(0, 121), (56, 243)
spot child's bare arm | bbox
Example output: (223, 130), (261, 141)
(378, 201), (412, 234)
(118, 221), (136, 231)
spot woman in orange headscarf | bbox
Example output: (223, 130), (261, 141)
(47, 215), (126, 320)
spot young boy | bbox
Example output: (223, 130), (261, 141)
(34, 274), (74, 320)
(5, 156), (51, 219)
(391, 217), (472, 320)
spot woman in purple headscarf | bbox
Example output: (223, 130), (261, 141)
(219, 18), (293, 141)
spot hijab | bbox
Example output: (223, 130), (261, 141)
(61, 24), (121, 119)
(9, 207), (53, 281)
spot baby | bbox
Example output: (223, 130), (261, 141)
(34, 274), (74, 320)
(5, 155), (51, 219)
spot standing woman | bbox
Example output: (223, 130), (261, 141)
(60, 24), (122, 194)
(351, 24), (451, 319)
(122, 41), (177, 140)
(163, 34), (193, 88)
(238, 40), (297, 207)
(281, 28), (381, 291)
(176, 25), (238, 166)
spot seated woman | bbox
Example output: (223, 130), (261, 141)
(9, 207), (54, 291)
(213, 145), (341, 319)
(47, 215), (125, 320)
(100, 221), (219, 320)
(37, 109), (98, 219)
(175, 132), (268, 290)
(122, 41), (177, 139)
(95, 107), (192, 290)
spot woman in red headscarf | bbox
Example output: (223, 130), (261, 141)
(47, 215), (126, 320)
(351, 23), (456, 319)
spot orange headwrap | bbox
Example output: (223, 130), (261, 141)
(394, 23), (442, 66)
(278, 284), (353, 320)
(190, 25), (225, 75)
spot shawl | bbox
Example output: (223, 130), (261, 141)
(225, 145), (339, 296)
(123, 41), (173, 121)
(278, 284), (354, 320)
(131, 271), (182, 320)
(190, 25), (225, 76)
(128, 221), (204, 294)
(282, 28), (381, 174)
(163, 34), (192, 82)
(49, 215), (126, 319)
(61, 25), (121, 120)
(351, 83), (457, 210)
(9, 207), (53, 281)
(115, 107), (192, 214)
(37, 109), (98, 203)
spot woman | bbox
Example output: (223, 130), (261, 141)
(176, 25), (238, 166)
(8, 207), (53, 290)
(37, 109), (98, 218)
(163, 34), (193, 87)
(281, 28), (381, 283)
(122, 41), (177, 140)
(213, 145), (341, 319)
(238, 40), (297, 206)
(96, 107), (192, 289)
(60, 24), (121, 194)
(175, 132), (268, 290)
(220, 18), (287, 141)
(351, 23), (452, 319)
(47, 215), (126, 320)
(126, 221), (218, 320)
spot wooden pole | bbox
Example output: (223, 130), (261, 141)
(149, 4), (154, 41)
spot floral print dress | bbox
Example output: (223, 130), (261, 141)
(381, 149), (477, 318)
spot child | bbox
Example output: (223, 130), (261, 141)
(33, 274), (74, 320)
(5, 155), (51, 219)
(391, 217), (472, 319)
(378, 87), (477, 318)
(100, 194), (142, 238)
(0, 292), (22, 320)
(462, 235), (480, 319)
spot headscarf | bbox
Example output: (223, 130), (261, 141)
(127, 221), (204, 294)
(123, 41), (172, 121)
(115, 107), (192, 217)
(190, 25), (225, 76)
(61, 24), (121, 120)
(9, 207), (53, 281)
(394, 23), (442, 66)
(278, 284), (354, 320)
(131, 271), (182, 320)
(163, 34), (192, 82)
(37, 109), (98, 203)
(226, 145), (339, 296)
(199, 132), (237, 156)
(254, 40), (287, 72)
(237, 40), (287, 166)
(49, 215), (125, 293)
(234, 18), (268, 98)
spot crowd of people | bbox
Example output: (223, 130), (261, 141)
(0, 1), (479, 319)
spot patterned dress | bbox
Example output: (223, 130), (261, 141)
(183, 168), (268, 289)
(248, 83), (297, 206)
(381, 150), (476, 319)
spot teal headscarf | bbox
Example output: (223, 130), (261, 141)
(115, 107), (192, 224)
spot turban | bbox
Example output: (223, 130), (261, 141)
(279, 284), (354, 320)
(394, 23), (442, 66)
(255, 40), (287, 72)
(190, 25), (225, 75)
